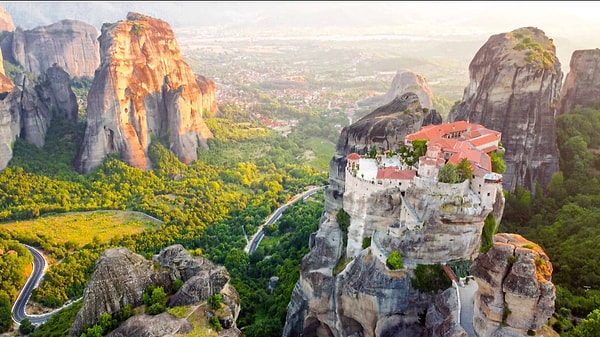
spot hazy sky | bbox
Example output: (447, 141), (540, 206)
(4, 1), (600, 39)
(2, 1), (600, 66)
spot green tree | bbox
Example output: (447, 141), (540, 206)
(412, 139), (428, 159)
(490, 151), (506, 174)
(0, 294), (11, 333)
(438, 163), (459, 183)
(368, 145), (378, 159)
(386, 250), (403, 270)
(208, 293), (223, 310)
(572, 309), (600, 337)
(457, 158), (473, 182)
(19, 317), (35, 335)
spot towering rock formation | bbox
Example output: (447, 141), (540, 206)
(37, 65), (80, 120)
(74, 12), (216, 174)
(284, 93), (496, 337)
(0, 65), (79, 170)
(4, 20), (99, 77)
(70, 245), (240, 337)
(449, 27), (562, 193)
(558, 49), (600, 115)
(358, 69), (435, 110)
(470, 233), (555, 337)
(0, 3), (14, 32)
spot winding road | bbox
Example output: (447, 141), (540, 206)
(245, 185), (326, 254)
(11, 244), (54, 325)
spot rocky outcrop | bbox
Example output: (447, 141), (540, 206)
(69, 248), (155, 337)
(4, 20), (99, 77)
(106, 312), (192, 337)
(284, 93), (456, 337)
(358, 69), (435, 110)
(69, 244), (240, 337)
(74, 12), (216, 174)
(0, 65), (78, 170)
(420, 288), (467, 337)
(0, 99), (14, 169)
(0, 4), (14, 32)
(449, 27), (562, 193)
(470, 233), (555, 337)
(558, 49), (600, 115)
(38, 65), (79, 120)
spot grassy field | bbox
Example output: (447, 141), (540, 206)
(305, 137), (335, 171)
(1, 210), (162, 247)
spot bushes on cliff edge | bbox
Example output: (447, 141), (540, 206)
(386, 250), (404, 270)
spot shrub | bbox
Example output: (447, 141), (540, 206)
(411, 264), (452, 293)
(362, 237), (371, 249)
(208, 293), (222, 310)
(173, 278), (184, 292)
(527, 329), (536, 336)
(19, 318), (35, 335)
(209, 315), (222, 332)
(386, 250), (403, 270)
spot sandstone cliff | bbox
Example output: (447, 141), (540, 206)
(70, 244), (240, 337)
(4, 19), (99, 77)
(0, 50), (14, 93)
(470, 233), (555, 337)
(558, 49), (600, 115)
(38, 65), (79, 120)
(449, 27), (562, 193)
(74, 12), (216, 174)
(0, 4), (14, 32)
(357, 69), (435, 110)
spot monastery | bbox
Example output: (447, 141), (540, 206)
(343, 121), (505, 260)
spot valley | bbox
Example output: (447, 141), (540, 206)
(0, 3), (599, 337)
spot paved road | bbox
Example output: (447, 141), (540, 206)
(459, 278), (478, 337)
(245, 186), (326, 254)
(11, 244), (52, 325)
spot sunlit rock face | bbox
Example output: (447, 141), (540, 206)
(558, 49), (600, 115)
(7, 20), (100, 77)
(0, 4), (14, 32)
(74, 12), (216, 173)
(470, 233), (555, 337)
(449, 27), (562, 193)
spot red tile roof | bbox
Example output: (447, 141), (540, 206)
(376, 167), (417, 180)
(347, 153), (361, 161)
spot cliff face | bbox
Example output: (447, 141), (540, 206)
(449, 27), (562, 193)
(74, 12), (216, 174)
(470, 233), (555, 337)
(69, 244), (240, 337)
(0, 65), (78, 170)
(357, 69), (435, 110)
(8, 20), (99, 77)
(558, 49), (600, 115)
